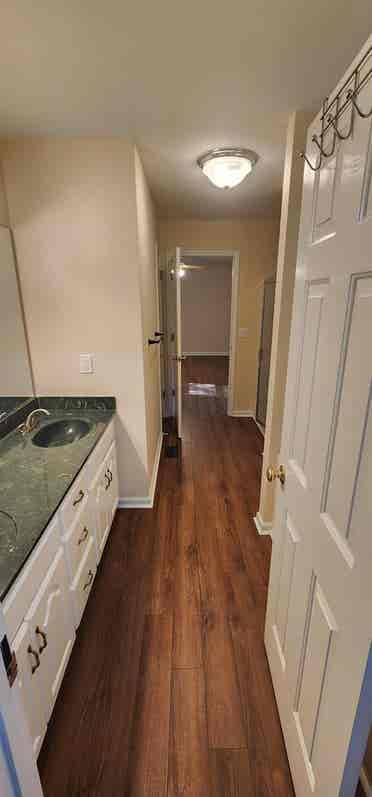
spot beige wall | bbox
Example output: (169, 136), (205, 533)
(134, 148), (161, 475)
(0, 226), (33, 396)
(1, 137), (151, 499)
(159, 218), (279, 412)
(181, 264), (231, 354)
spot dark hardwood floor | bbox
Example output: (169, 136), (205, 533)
(182, 355), (229, 386)
(38, 356), (294, 796)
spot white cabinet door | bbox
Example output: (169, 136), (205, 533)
(104, 442), (119, 525)
(0, 605), (43, 795)
(91, 442), (118, 562)
(70, 537), (97, 628)
(12, 622), (47, 758)
(91, 461), (110, 562)
(26, 548), (74, 720)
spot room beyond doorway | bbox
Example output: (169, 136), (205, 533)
(182, 355), (229, 421)
(179, 248), (238, 419)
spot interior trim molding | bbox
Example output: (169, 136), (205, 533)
(180, 247), (240, 418)
(183, 351), (229, 356)
(228, 409), (255, 418)
(118, 433), (163, 510)
(229, 410), (265, 439)
(360, 767), (372, 796)
(253, 417), (265, 436)
(254, 511), (273, 536)
(118, 496), (153, 509)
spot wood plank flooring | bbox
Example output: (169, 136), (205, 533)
(38, 357), (294, 796)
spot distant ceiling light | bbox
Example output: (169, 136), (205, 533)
(197, 147), (258, 189)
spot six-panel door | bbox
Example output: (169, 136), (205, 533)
(265, 38), (372, 796)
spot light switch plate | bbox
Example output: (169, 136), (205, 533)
(239, 327), (249, 338)
(80, 354), (94, 374)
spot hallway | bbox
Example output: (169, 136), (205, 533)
(38, 360), (294, 795)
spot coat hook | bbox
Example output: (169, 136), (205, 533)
(327, 111), (354, 141)
(326, 74), (355, 140)
(347, 88), (372, 120)
(311, 131), (337, 159)
(299, 150), (322, 172)
(307, 96), (335, 162)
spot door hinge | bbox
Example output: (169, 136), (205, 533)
(170, 332), (175, 342)
(1, 634), (17, 687)
(162, 389), (166, 399)
(172, 388), (176, 397)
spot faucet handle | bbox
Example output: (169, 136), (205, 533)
(16, 423), (27, 435)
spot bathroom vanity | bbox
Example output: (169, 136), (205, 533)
(0, 399), (118, 758)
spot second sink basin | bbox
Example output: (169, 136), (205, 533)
(32, 419), (91, 448)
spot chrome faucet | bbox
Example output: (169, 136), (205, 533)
(17, 408), (50, 435)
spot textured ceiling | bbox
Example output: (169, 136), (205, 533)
(0, 2), (370, 218)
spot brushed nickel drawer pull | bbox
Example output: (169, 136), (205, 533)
(78, 526), (89, 545)
(35, 626), (47, 653)
(83, 569), (94, 591)
(73, 489), (85, 506)
(28, 644), (40, 674)
(107, 468), (113, 483)
(104, 472), (110, 490)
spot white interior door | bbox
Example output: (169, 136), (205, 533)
(166, 247), (183, 438)
(265, 37), (372, 796)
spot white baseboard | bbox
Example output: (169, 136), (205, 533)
(228, 409), (255, 418)
(254, 511), (272, 536)
(118, 496), (153, 509)
(118, 433), (163, 510)
(361, 767), (372, 796)
(228, 410), (265, 439)
(183, 351), (229, 357)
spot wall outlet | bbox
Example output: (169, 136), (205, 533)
(80, 354), (94, 374)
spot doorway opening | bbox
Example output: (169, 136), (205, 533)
(161, 248), (239, 442)
(181, 249), (236, 422)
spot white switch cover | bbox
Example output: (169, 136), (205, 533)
(239, 327), (249, 338)
(80, 354), (94, 374)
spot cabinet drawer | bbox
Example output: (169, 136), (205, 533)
(4, 516), (61, 642)
(60, 467), (89, 531)
(87, 418), (115, 480)
(70, 538), (96, 628)
(63, 499), (94, 582)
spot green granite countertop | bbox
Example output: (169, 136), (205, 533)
(0, 407), (115, 600)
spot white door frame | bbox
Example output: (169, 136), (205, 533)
(180, 248), (240, 415)
(154, 241), (165, 426)
(255, 276), (276, 428)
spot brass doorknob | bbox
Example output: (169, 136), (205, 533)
(266, 464), (286, 486)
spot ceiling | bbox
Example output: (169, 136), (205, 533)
(0, 2), (370, 219)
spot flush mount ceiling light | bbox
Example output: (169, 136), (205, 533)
(197, 147), (258, 189)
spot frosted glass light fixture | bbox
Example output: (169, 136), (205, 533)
(197, 147), (258, 189)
